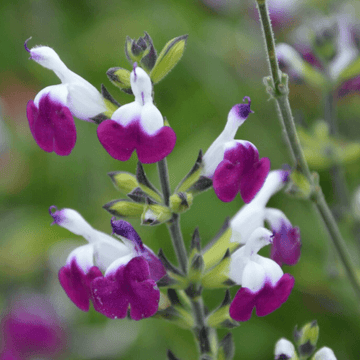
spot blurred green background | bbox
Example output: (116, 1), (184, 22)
(1, 0), (360, 358)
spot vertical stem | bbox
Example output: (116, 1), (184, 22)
(157, 158), (188, 274)
(255, 0), (360, 301)
(158, 158), (171, 206)
(168, 213), (189, 275)
(157, 158), (216, 359)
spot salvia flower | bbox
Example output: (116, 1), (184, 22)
(313, 347), (337, 360)
(274, 338), (298, 360)
(25, 40), (107, 156)
(50, 206), (166, 320)
(230, 170), (301, 266)
(97, 64), (176, 164)
(229, 228), (295, 322)
(0, 293), (67, 360)
(203, 97), (270, 203)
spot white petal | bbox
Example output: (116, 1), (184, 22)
(130, 66), (152, 104)
(251, 170), (288, 208)
(66, 244), (95, 273)
(34, 84), (69, 107)
(243, 227), (273, 259)
(67, 80), (107, 120)
(255, 255), (283, 286)
(230, 205), (265, 244)
(104, 253), (134, 277)
(202, 138), (226, 178)
(111, 101), (142, 126)
(140, 102), (164, 135)
(264, 208), (291, 231)
(230, 247), (247, 284)
(241, 260), (266, 292)
(30, 46), (70, 80)
(274, 338), (296, 359)
(94, 241), (132, 272)
(314, 347), (337, 360)
(51, 207), (126, 250)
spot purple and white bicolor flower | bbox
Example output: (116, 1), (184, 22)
(274, 338), (297, 360)
(229, 228), (295, 322)
(202, 97), (270, 203)
(50, 206), (166, 320)
(229, 169), (301, 267)
(97, 64), (176, 164)
(313, 347), (337, 360)
(25, 39), (107, 156)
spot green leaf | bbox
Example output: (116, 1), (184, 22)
(150, 35), (188, 84)
(337, 56), (360, 84)
(103, 200), (144, 218)
(202, 218), (239, 271)
(106, 67), (132, 94)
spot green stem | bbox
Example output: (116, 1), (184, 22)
(157, 158), (188, 274)
(256, 0), (360, 301)
(168, 213), (189, 275)
(157, 158), (216, 359)
(158, 158), (171, 206)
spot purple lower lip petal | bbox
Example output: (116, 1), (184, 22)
(97, 119), (176, 164)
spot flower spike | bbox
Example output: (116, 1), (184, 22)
(97, 64), (176, 163)
(203, 97), (270, 203)
(25, 41), (106, 155)
(50, 207), (165, 320)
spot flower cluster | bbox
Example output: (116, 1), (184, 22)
(24, 32), (303, 359)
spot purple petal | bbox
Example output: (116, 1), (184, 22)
(212, 142), (270, 203)
(255, 274), (295, 317)
(111, 218), (144, 252)
(229, 287), (257, 322)
(213, 160), (242, 202)
(59, 260), (102, 312)
(110, 219), (166, 281)
(229, 274), (294, 322)
(229, 96), (254, 123)
(97, 120), (176, 164)
(26, 95), (76, 156)
(240, 156), (271, 204)
(271, 224), (301, 266)
(142, 246), (167, 282)
(91, 257), (160, 320)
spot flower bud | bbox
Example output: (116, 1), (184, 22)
(141, 203), (172, 226)
(294, 320), (319, 358)
(274, 338), (298, 360)
(170, 192), (193, 213)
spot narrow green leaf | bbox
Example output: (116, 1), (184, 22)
(150, 35), (188, 84)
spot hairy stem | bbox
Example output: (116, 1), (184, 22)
(256, 0), (360, 300)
